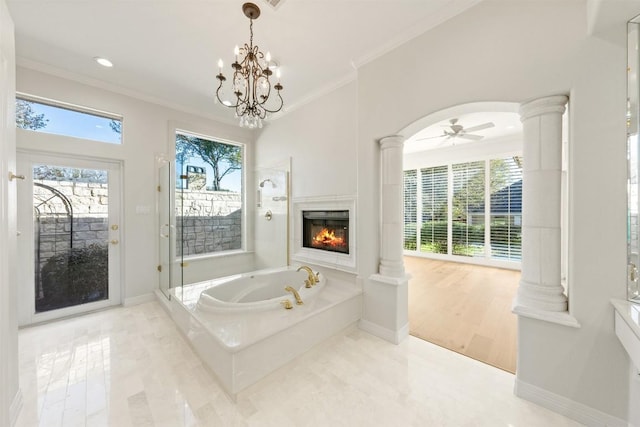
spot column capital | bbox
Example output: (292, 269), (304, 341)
(519, 95), (568, 121)
(379, 135), (405, 150)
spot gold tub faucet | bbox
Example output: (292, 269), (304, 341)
(285, 286), (304, 305)
(297, 266), (319, 287)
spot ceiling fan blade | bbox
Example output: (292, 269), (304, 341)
(457, 134), (484, 140)
(463, 122), (495, 133)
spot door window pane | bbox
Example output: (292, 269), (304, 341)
(33, 165), (109, 312)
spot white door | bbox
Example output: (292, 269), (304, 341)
(16, 152), (122, 325)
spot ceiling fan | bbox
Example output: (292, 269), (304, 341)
(417, 118), (495, 141)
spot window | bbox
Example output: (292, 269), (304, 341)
(452, 161), (486, 257)
(403, 170), (417, 250)
(16, 95), (122, 144)
(420, 165), (448, 254)
(490, 157), (522, 261)
(404, 156), (523, 264)
(175, 131), (244, 256)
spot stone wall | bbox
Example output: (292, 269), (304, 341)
(176, 189), (241, 217)
(33, 181), (243, 262)
(34, 181), (110, 274)
(176, 189), (242, 256)
(177, 209), (242, 256)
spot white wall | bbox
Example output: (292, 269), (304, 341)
(255, 81), (358, 268)
(0, 0), (19, 424)
(256, 81), (358, 199)
(16, 67), (256, 301)
(355, 0), (631, 423)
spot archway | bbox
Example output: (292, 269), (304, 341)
(398, 101), (522, 372)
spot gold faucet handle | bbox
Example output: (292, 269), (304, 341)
(281, 300), (293, 309)
(304, 279), (312, 288)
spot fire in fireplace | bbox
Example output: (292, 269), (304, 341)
(302, 210), (349, 254)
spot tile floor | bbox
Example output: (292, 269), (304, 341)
(15, 301), (583, 427)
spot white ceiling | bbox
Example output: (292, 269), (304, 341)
(6, 0), (481, 124)
(404, 111), (522, 153)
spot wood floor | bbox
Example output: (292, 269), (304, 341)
(405, 256), (519, 373)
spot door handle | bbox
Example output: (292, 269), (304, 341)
(8, 172), (25, 181)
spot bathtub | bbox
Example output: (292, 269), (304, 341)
(168, 266), (362, 397)
(196, 268), (325, 313)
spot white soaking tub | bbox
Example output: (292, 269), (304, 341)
(168, 266), (362, 397)
(196, 268), (325, 313)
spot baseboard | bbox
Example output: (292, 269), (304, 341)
(358, 319), (409, 344)
(10, 389), (22, 427)
(123, 293), (155, 307)
(515, 378), (627, 427)
(154, 289), (172, 314)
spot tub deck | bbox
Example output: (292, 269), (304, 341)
(167, 270), (362, 397)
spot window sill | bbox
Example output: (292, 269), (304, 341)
(179, 249), (252, 263)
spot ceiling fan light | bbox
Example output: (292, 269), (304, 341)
(94, 57), (113, 68)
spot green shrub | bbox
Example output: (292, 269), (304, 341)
(404, 223), (417, 250)
(38, 243), (108, 312)
(418, 221), (485, 255)
(406, 220), (521, 257)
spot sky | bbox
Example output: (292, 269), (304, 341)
(21, 99), (242, 193)
(24, 100), (121, 144)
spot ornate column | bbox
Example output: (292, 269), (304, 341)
(363, 135), (411, 344)
(378, 135), (406, 278)
(514, 95), (570, 316)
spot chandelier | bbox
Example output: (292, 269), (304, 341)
(215, 2), (283, 129)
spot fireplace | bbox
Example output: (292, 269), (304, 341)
(302, 210), (349, 254)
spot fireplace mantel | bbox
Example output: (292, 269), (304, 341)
(292, 196), (356, 273)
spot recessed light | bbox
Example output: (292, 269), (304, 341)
(223, 100), (233, 106)
(94, 57), (113, 68)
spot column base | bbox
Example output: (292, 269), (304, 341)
(378, 259), (405, 279)
(512, 298), (581, 328)
(517, 279), (568, 312)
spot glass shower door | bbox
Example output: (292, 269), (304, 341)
(158, 159), (173, 298)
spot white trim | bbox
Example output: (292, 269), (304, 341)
(10, 389), (22, 427)
(514, 379), (627, 427)
(369, 273), (411, 287)
(404, 250), (522, 271)
(358, 319), (409, 345)
(154, 289), (172, 314)
(17, 58), (240, 127)
(351, 0), (481, 69)
(512, 298), (581, 328)
(16, 92), (122, 121)
(123, 293), (155, 307)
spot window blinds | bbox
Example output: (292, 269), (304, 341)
(420, 166), (448, 254)
(403, 170), (417, 250)
(452, 161), (485, 257)
(489, 157), (523, 261)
